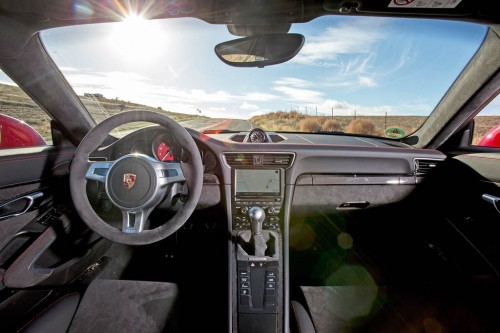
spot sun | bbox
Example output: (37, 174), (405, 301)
(109, 14), (167, 63)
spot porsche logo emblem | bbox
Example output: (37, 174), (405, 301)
(123, 173), (136, 189)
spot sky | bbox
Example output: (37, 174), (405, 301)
(1, 14), (496, 119)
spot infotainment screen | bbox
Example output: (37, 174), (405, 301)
(235, 169), (280, 196)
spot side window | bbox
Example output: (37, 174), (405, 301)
(472, 93), (500, 148)
(0, 69), (51, 149)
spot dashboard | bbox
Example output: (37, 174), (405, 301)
(80, 124), (498, 333)
(89, 125), (446, 222)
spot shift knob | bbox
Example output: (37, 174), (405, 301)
(248, 206), (265, 235)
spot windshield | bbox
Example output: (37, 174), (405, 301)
(39, 16), (487, 138)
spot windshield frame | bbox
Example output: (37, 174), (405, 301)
(35, 15), (491, 142)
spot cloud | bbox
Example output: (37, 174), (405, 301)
(240, 102), (259, 110)
(168, 66), (179, 79)
(57, 67), (426, 121)
(273, 77), (312, 88)
(286, 98), (398, 117)
(294, 18), (386, 66)
(208, 106), (226, 112)
(0, 79), (16, 86)
(358, 76), (378, 87)
(273, 77), (324, 104)
(59, 66), (79, 72)
(59, 68), (283, 119)
(250, 110), (266, 117)
(243, 92), (279, 102)
(273, 86), (324, 104)
(188, 89), (233, 103)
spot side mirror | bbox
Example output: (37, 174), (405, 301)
(214, 33), (304, 68)
(477, 124), (500, 147)
(0, 114), (47, 149)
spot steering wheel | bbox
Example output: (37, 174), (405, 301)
(70, 111), (203, 245)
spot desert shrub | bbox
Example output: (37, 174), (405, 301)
(346, 119), (377, 135)
(322, 119), (342, 132)
(299, 118), (322, 132)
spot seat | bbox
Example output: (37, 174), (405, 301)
(290, 300), (317, 333)
(19, 279), (178, 333)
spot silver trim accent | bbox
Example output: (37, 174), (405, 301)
(85, 154), (186, 233)
(0, 192), (44, 221)
(85, 161), (113, 182)
(482, 194), (500, 214)
(221, 152), (296, 169)
(413, 157), (445, 175)
(296, 175), (417, 185)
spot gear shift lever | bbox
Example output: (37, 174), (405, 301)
(248, 206), (267, 257)
(249, 206), (265, 235)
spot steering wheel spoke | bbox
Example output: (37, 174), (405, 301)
(121, 208), (152, 233)
(85, 161), (113, 182)
(155, 162), (186, 186)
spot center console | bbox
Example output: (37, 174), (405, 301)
(224, 153), (293, 333)
(232, 168), (284, 232)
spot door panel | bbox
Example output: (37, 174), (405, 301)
(0, 146), (110, 289)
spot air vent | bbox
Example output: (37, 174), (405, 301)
(414, 159), (442, 175)
(224, 153), (294, 168)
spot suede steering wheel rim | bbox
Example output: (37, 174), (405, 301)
(70, 110), (203, 245)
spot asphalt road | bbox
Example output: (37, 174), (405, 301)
(180, 118), (255, 132)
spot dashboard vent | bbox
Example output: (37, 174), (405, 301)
(414, 159), (442, 175)
(224, 153), (294, 168)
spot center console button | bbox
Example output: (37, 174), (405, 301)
(266, 277), (276, 283)
(265, 288), (276, 296)
(241, 294), (250, 305)
(264, 295), (276, 306)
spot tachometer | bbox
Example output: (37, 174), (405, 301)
(152, 131), (182, 162)
(157, 142), (175, 161)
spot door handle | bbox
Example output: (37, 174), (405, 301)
(0, 192), (44, 221)
(482, 194), (500, 214)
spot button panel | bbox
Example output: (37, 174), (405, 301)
(233, 199), (283, 231)
(237, 260), (279, 313)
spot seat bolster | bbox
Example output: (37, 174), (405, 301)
(290, 300), (317, 333)
(68, 279), (178, 333)
(19, 292), (80, 333)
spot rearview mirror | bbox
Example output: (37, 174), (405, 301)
(214, 33), (304, 68)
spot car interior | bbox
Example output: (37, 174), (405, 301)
(0, 0), (499, 332)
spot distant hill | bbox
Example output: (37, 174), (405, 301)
(250, 111), (500, 144)
(0, 83), (199, 140)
